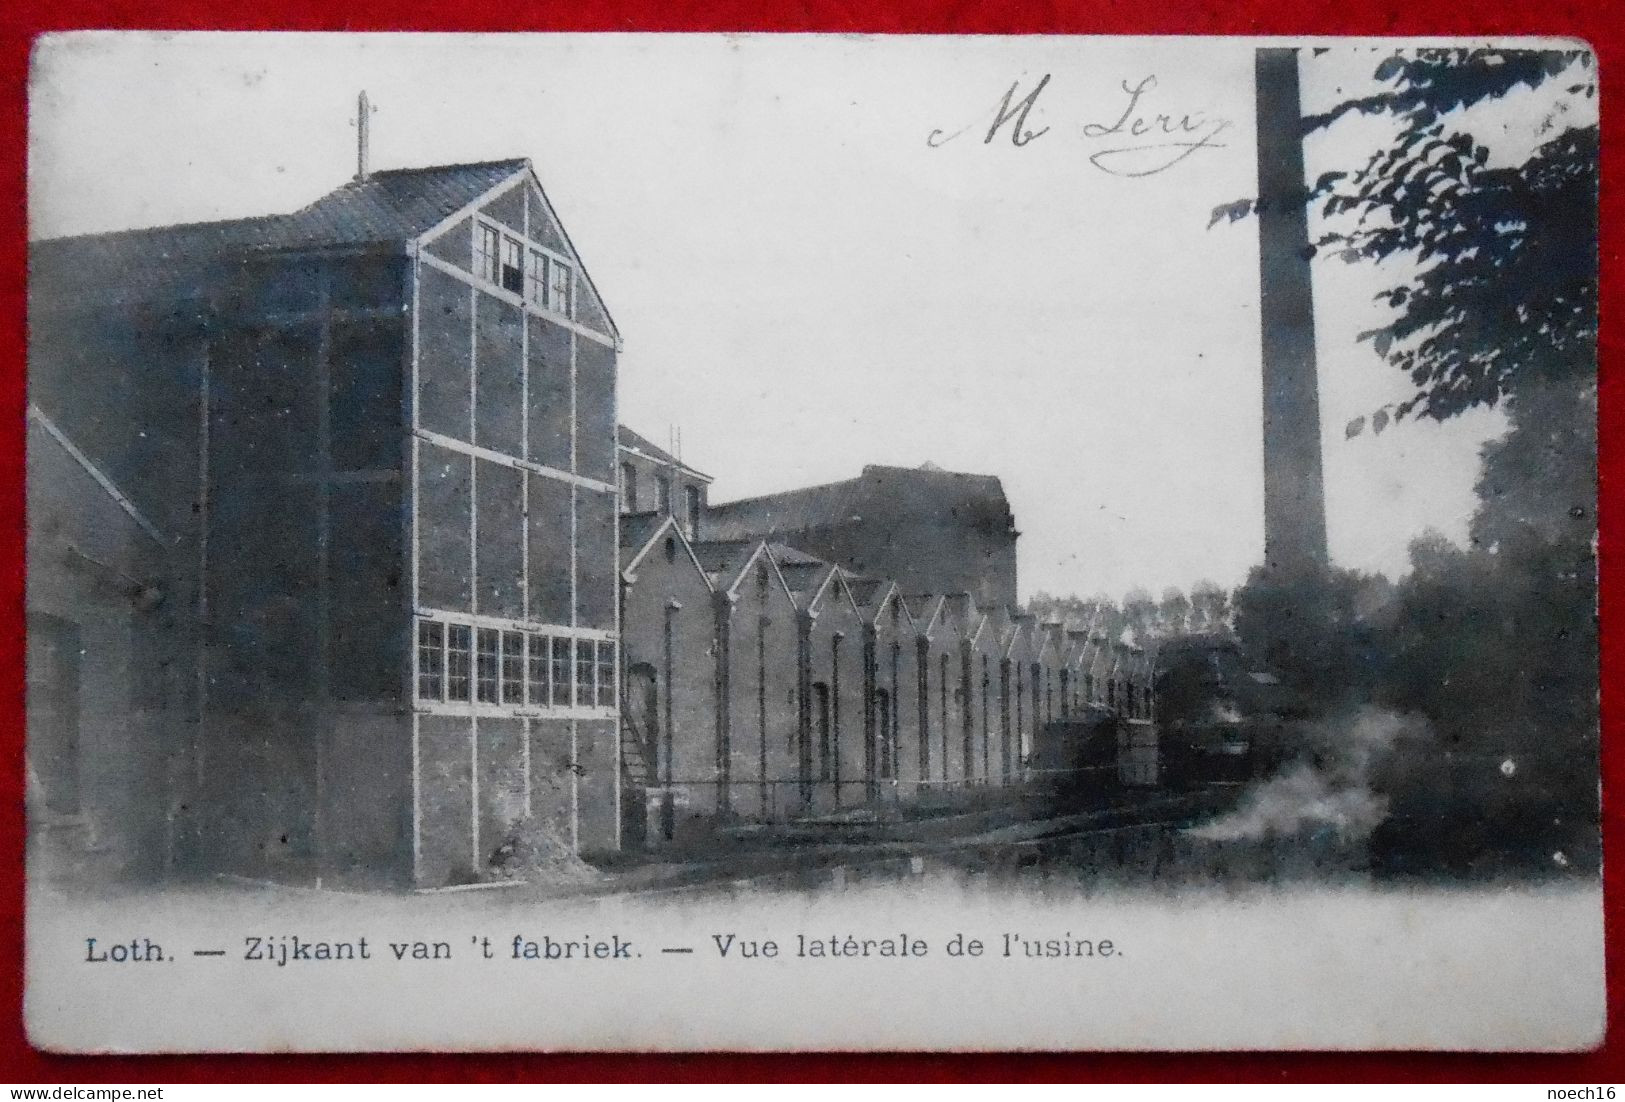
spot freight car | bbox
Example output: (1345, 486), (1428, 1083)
(1026, 634), (1302, 814)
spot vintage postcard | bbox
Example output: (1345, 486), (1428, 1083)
(23, 32), (1602, 1052)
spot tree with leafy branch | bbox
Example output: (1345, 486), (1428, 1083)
(1214, 47), (1597, 432)
(1218, 48), (1598, 874)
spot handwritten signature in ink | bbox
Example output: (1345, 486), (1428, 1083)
(927, 73), (1231, 177)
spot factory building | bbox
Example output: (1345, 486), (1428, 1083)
(706, 463), (1020, 612)
(30, 157), (624, 887)
(618, 427), (710, 540)
(29, 153), (1158, 885)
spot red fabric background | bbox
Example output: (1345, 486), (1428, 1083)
(0, 0), (1618, 1082)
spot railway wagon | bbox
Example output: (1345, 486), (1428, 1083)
(1027, 709), (1138, 812)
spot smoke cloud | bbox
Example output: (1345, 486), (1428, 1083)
(1189, 707), (1429, 843)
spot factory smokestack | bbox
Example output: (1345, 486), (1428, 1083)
(1254, 47), (1329, 573)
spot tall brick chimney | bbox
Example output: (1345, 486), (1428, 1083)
(1254, 47), (1329, 573)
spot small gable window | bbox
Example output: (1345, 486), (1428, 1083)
(548, 259), (573, 317)
(499, 235), (524, 294)
(526, 249), (547, 306)
(476, 224), (502, 286)
(479, 216), (575, 318)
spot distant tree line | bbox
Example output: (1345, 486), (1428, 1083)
(1025, 581), (1233, 647)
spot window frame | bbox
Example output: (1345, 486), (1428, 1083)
(501, 629), (526, 704)
(411, 614), (618, 715)
(527, 632), (550, 707)
(595, 640), (616, 708)
(548, 257), (573, 317)
(476, 223), (502, 285)
(446, 624), (473, 703)
(475, 628), (501, 704)
(574, 638), (595, 709)
(551, 636), (573, 707)
(499, 234), (525, 294)
(471, 215), (576, 321)
(416, 618), (446, 702)
(525, 248), (547, 307)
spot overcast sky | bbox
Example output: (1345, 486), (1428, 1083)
(34, 33), (1572, 601)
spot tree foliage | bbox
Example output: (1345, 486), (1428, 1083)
(1220, 49), (1599, 872)
(1026, 581), (1233, 644)
(1215, 47), (1597, 427)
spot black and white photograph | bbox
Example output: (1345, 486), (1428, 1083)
(23, 32), (1602, 1052)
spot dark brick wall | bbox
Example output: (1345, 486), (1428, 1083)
(417, 714), (475, 885)
(868, 595), (914, 801)
(418, 266), (473, 440)
(325, 710), (411, 877)
(474, 297), (525, 456)
(618, 448), (708, 532)
(26, 422), (179, 877)
(968, 628), (1006, 785)
(526, 474), (572, 624)
(921, 618), (964, 788)
(425, 216), (472, 269)
(575, 719), (619, 856)
(711, 467), (1019, 611)
(719, 563), (801, 821)
(484, 184), (526, 235)
(528, 718), (577, 845)
(418, 444), (473, 612)
(576, 339), (617, 484)
(475, 460), (525, 619)
(330, 480), (405, 703)
(476, 717), (527, 868)
(623, 537), (719, 837)
(576, 489), (617, 630)
(527, 316), (572, 471)
(803, 588), (866, 813)
(527, 191), (567, 253)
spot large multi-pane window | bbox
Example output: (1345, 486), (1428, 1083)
(412, 615), (615, 712)
(416, 619), (445, 700)
(476, 628), (501, 704)
(501, 630), (525, 704)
